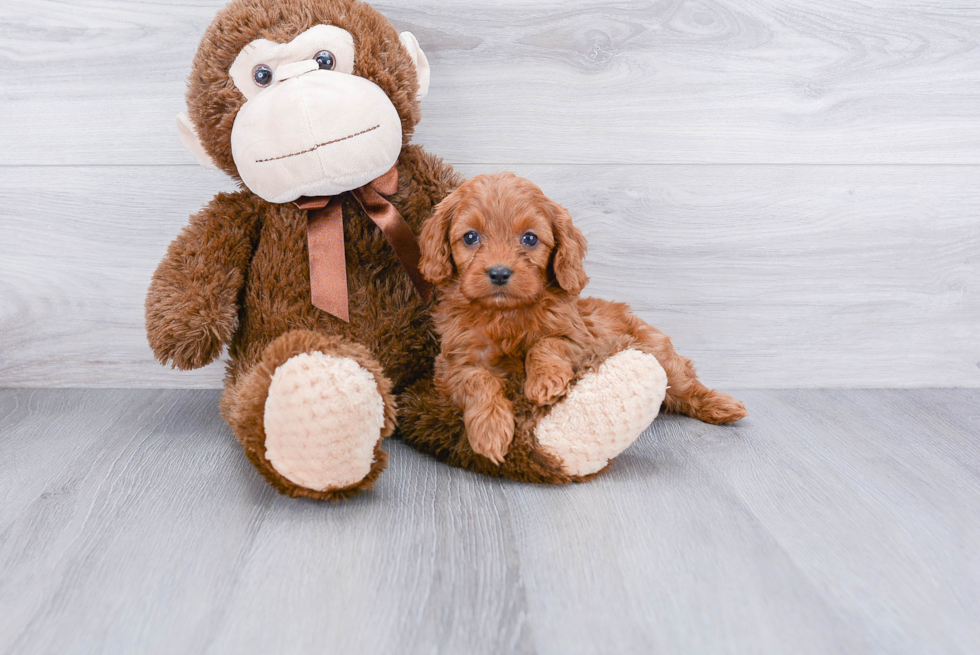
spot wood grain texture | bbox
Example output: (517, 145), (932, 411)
(1, 164), (977, 388)
(1, 388), (978, 654)
(2, 0), (979, 165)
(1, 0), (978, 385)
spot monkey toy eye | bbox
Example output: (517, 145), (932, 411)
(252, 64), (273, 87)
(462, 231), (480, 246)
(314, 50), (336, 70)
(521, 232), (539, 247)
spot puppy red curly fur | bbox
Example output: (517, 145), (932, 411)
(418, 172), (747, 464)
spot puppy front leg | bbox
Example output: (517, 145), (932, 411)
(437, 358), (515, 464)
(524, 338), (577, 406)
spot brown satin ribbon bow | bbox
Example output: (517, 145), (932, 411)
(293, 165), (432, 322)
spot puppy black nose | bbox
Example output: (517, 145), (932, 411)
(487, 266), (513, 286)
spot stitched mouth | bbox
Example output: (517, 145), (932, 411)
(254, 124), (381, 163)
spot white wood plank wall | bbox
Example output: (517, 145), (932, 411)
(1, 0), (978, 388)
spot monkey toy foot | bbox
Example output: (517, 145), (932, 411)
(222, 329), (396, 500)
(263, 351), (388, 493)
(534, 349), (667, 477)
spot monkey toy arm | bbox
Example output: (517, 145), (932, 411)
(145, 192), (261, 370)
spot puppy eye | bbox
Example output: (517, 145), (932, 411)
(462, 231), (480, 246)
(252, 64), (273, 87)
(314, 50), (336, 70)
(521, 232), (539, 247)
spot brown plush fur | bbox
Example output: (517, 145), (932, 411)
(146, 0), (461, 499)
(404, 173), (746, 471)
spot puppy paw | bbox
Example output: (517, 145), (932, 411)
(464, 398), (515, 464)
(524, 361), (574, 406)
(695, 390), (747, 425)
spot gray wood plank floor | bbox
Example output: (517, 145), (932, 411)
(1, 388), (977, 654)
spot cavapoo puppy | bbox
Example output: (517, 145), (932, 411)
(418, 172), (746, 464)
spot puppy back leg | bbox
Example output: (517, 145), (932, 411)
(627, 317), (747, 425)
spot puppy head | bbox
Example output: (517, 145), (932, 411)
(419, 172), (588, 307)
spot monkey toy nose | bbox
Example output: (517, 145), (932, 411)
(276, 59), (319, 81)
(487, 266), (513, 286)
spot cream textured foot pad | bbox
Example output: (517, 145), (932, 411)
(264, 352), (386, 491)
(534, 349), (667, 477)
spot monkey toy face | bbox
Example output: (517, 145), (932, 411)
(177, 0), (430, 204)
(229, 24), (406, 202)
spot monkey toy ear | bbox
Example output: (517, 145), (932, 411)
(176, 111), (219, 170)
(399, 32), (430, 100)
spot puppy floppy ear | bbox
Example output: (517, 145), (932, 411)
(419, 188), (462, 285)
(547, 200), (589, 295)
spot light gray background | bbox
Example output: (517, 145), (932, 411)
(2, 0), (978, 388)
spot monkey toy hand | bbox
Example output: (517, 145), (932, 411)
(146, 195), (259, 371)
(146, 288), (234, 370)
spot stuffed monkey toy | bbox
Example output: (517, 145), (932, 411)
(147, 0), (736, 500)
